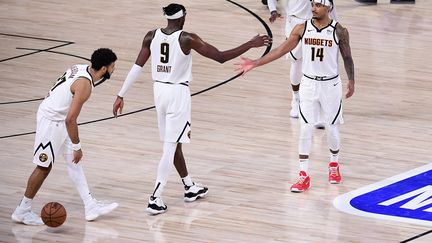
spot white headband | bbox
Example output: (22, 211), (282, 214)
(312, 0), (332, 7)
(166, 9), (185, 20)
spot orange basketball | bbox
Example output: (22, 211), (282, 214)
(41, 202), (67, 227)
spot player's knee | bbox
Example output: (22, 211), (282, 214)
(299, 123), (314, 140)
(36, 165), (52, 175)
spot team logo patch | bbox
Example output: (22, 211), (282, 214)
(39, 153), (48, 162)
(334, 163), (432, 226)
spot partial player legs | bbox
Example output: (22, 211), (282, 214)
(289, 59), (302, 118)
(64, 153), (118, 221)
(12, 165), (51, 226)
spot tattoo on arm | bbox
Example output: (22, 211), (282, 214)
(337, 25), (355, 81)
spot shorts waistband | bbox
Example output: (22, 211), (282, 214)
(155, 80), (189, 86)
(303, 74), (339, 81)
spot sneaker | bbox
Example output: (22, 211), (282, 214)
(85, 199), (118, 221)
(290, 171), (311, 192)
(328, 162), (342, 184)
(11, 206), (44, 226)
(184, 183), (208, 202)
(146, 196), (167, 215)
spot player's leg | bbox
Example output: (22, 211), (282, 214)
(12, 114), (59, 225)
(320, 78), (343, 183)
(173, 143), (208, 202)
(146, 83), (177, 215)
(291, 77), (318, 192)
(63, 145), (118, 221)
(147, 141), (176, 215)
(289, 59), (301, 118)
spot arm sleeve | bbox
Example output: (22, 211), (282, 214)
(267, 0), (278, 13)
(117, 64), (143, 97)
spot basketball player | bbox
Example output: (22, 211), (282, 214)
(12, 48), (119, 225)
(267, 0), (337, 129)
(112, 3), (271, 214)
(236, 0), (355, 192)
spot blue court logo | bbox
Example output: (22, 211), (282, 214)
(334, 163), (432, 226)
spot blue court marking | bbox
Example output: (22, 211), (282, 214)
(334, 163), (432, 227)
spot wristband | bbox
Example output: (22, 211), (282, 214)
(72, 142), (82, 151)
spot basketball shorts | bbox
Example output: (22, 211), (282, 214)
(285, 15), (305, 61)
(299, 76), (344, 125)
(33, 111), (72, 167)
(153, 82), (191, 143)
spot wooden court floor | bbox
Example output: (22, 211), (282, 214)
(1, 0), (431, 242)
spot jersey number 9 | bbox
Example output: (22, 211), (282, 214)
(160, 43), (169, 64)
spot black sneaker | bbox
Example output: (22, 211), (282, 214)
(184, 183), (208, 202)
(146, 196), (167, 215)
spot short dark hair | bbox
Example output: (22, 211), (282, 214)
(91, 48), (117, 70)
(163, 3), (186, 16)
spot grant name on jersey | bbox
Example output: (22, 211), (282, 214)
(157, 65), (172, 73)
(304, 38), (333, 47)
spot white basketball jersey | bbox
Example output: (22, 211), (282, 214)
(39, 64), (93, 120)
(150, 29), (192, 84)
(301, 19), (339, 77)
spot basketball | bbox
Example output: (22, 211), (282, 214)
(41, 202), (67, 227)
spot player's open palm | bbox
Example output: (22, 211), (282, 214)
(249, 35), (272, 48)
(235, 57), (256, 75)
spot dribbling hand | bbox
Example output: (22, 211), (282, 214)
(72, 149), (83, 164)
(113, 96), (124, 118)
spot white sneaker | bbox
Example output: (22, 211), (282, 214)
(184, 183), (208, 202)
(85, 199), (118, 221)
(146, 196), (167, 215)
(290, 98), (299, 118)
(11, 206), (44, 226)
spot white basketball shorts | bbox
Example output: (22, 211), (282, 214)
(33, 111), (72, 167)
(153, 82), (191, 143)
(298, 76), (344, 125)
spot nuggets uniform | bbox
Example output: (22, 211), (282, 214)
(268, 0), (338, 60)
(34, 65), (93, 167)
(299, 19), (343, 125)
(150, 28), (192, 143)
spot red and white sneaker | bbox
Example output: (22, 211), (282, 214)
(290, 171), (311, 192)
(328, 162), (341, 184)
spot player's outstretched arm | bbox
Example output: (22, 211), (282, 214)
(186, 32), (271, 64)
(235, 23), (304, 75)
(114, 30), (154, 117)
(336, 23), (355, 98)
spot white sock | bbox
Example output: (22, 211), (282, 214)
(19, 196), (32, 209)
(65, 154), (94, 207)
(299, 159), (309, 174)
(330, 153), (339, 163)
(293, 91), (299, 100)
(181, 175), (194, 187)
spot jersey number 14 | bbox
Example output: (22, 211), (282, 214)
(311, 47), (324, 62)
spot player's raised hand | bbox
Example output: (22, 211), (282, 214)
(234, 56), (256, 76)
(249, 34), (272, 48)
(269, 11), (283, 23)
(113, 95), (124, 118)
